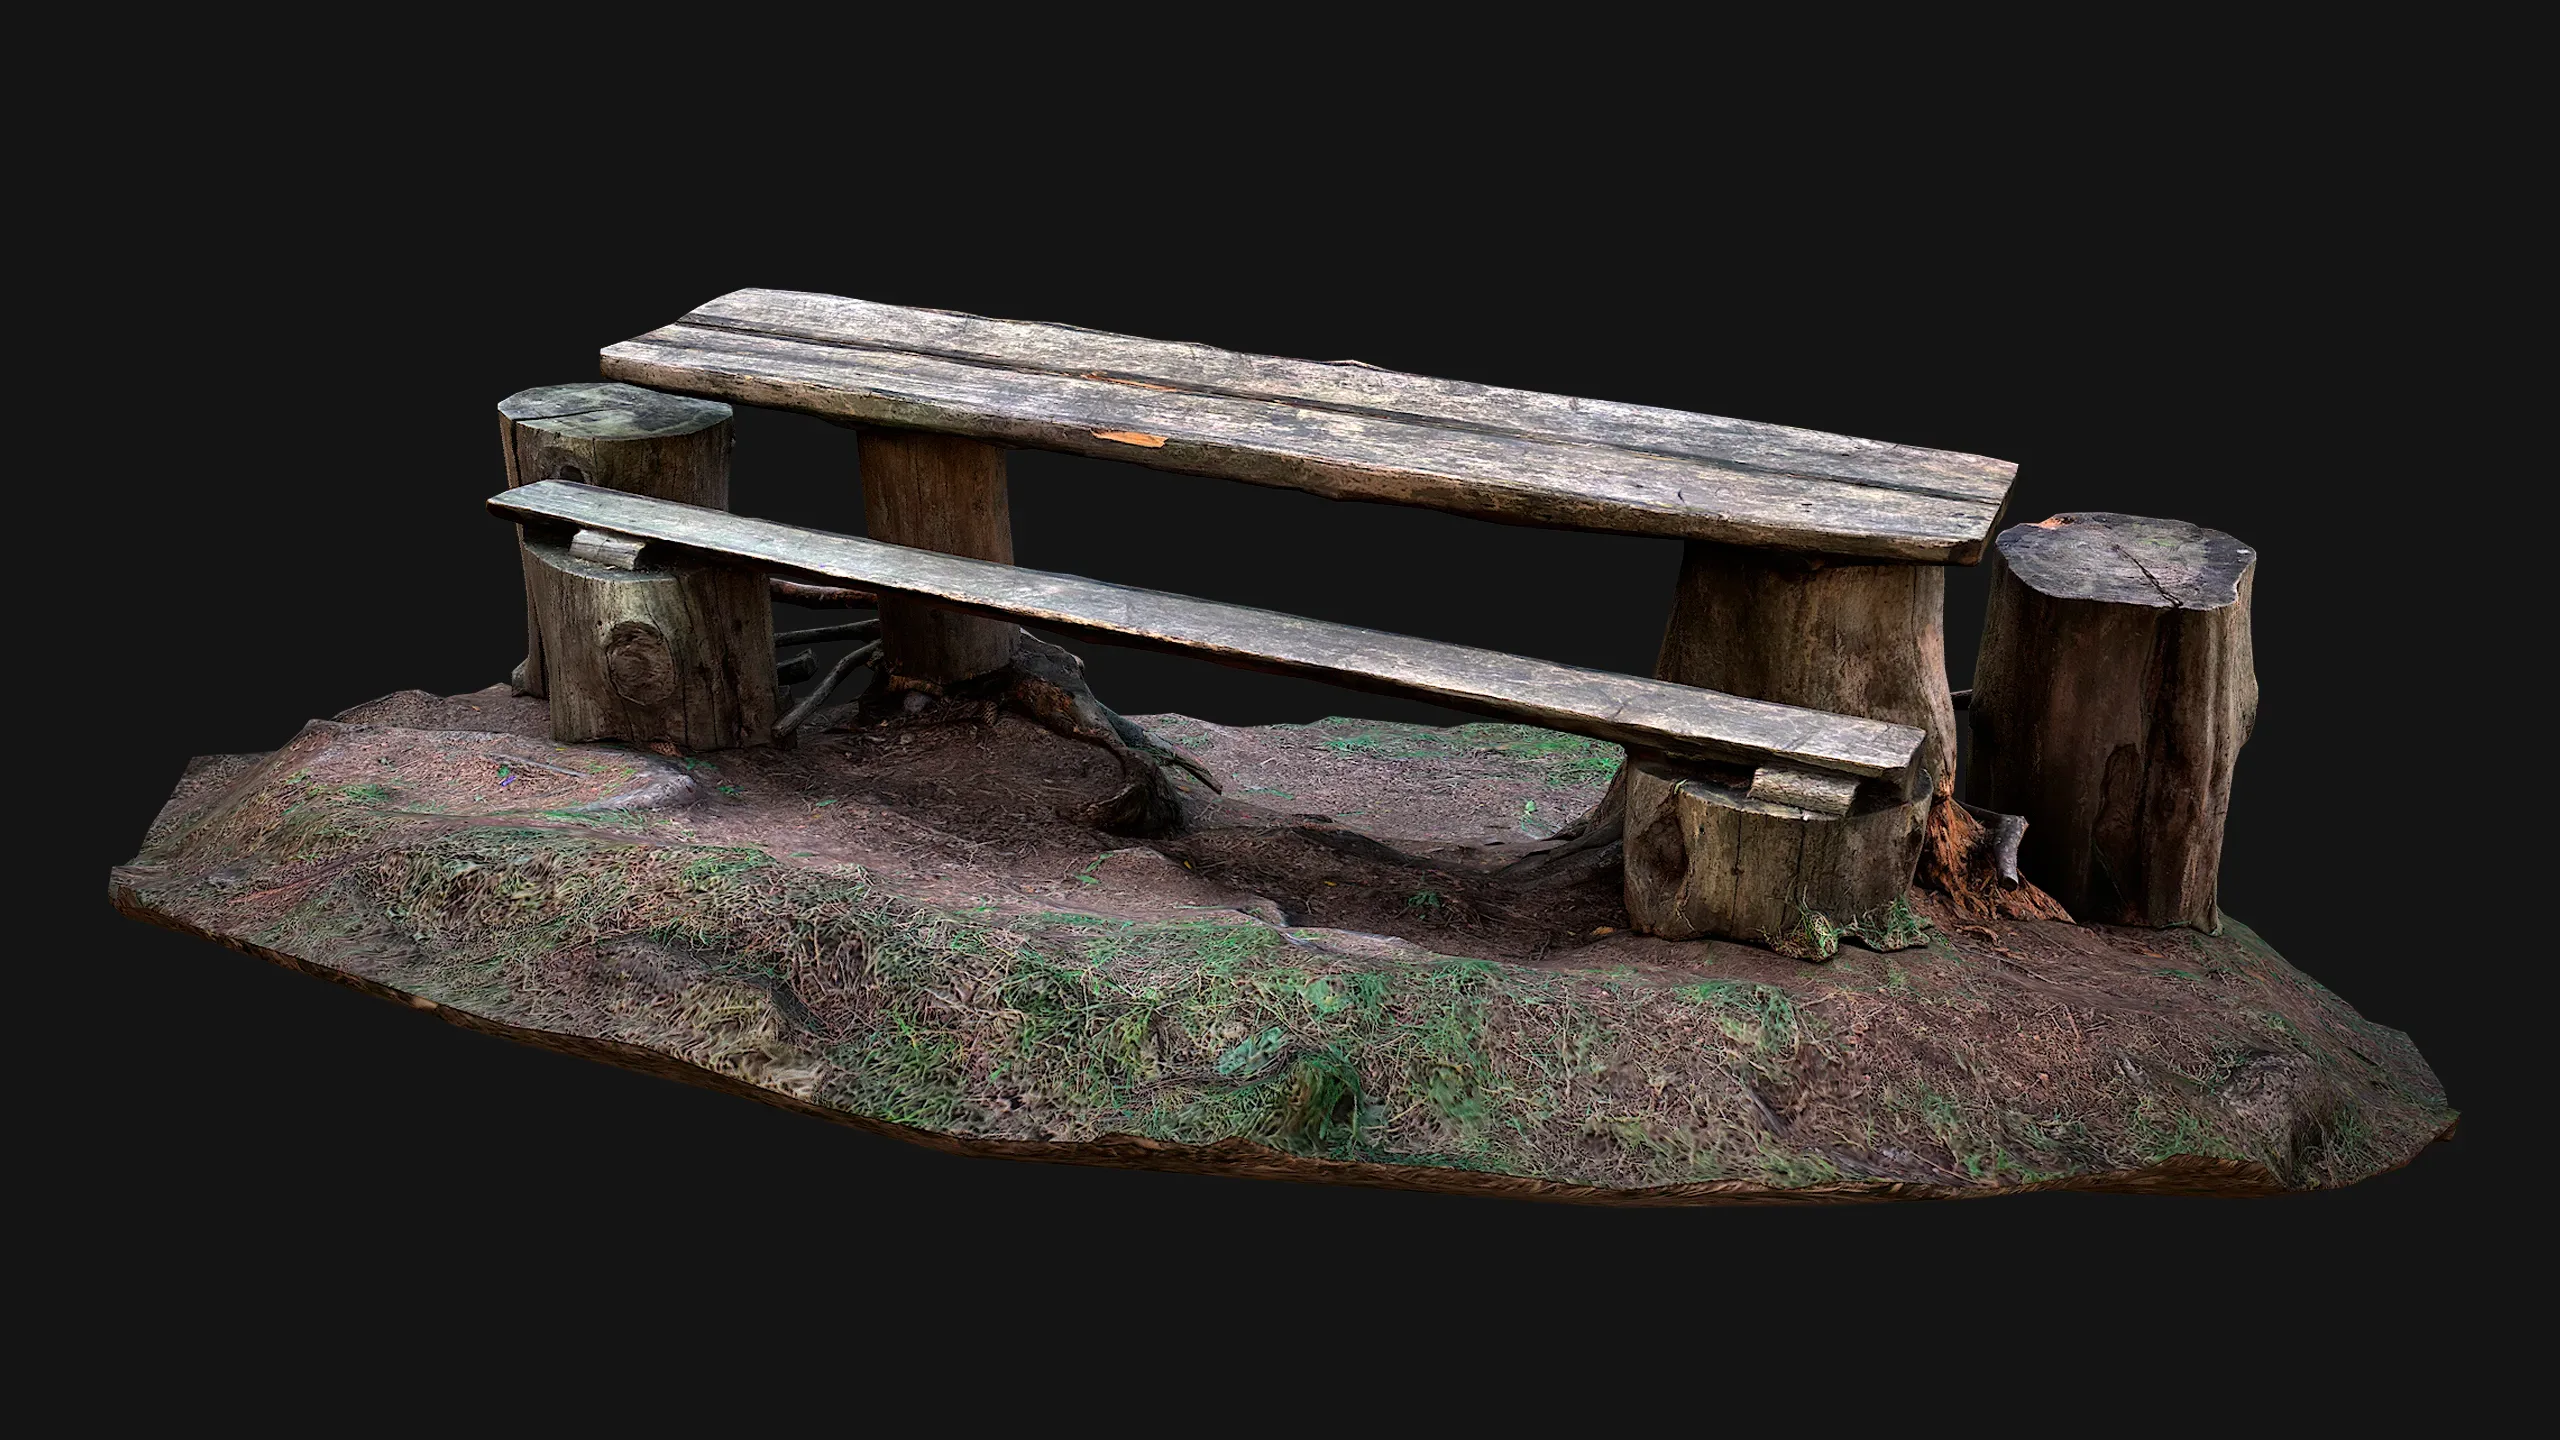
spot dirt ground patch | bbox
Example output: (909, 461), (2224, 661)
(111, 685), (2456, 1203)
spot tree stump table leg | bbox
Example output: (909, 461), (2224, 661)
(1622, 757), (1930, 952)
(1970, 513), (2257, 930)
(498, 383), (773, 749)
(858, 428), (1019, 688)
(1622, 542), (1951, 946)
(1654, 542), (1957, 799)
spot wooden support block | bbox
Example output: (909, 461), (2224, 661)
(1622, 758), (1929, 948)
(1748, 763), (1862, 817)
(857, 427), (1019, 688)
(522, 538), (774, 749)
(497, 382), (737, 697)
(1970, 513), (2257, 930)
(569, 528), (650, 570)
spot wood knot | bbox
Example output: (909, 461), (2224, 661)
(602, 620), (676, 705)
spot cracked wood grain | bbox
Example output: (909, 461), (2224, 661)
(1970, 513), (2257, 929)
(491, 480), (1926, 786)
(599, 289), (2018, 563)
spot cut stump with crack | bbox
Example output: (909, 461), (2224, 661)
(108, 684), (2452, 1204)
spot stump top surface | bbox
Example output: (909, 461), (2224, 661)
(599, 288), (2019, 563)
(498, 382), (731, 441)
(1997, 512), (2254, 609)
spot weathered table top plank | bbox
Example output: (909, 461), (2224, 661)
(601, 289), (2017, 563)
(491, 480), (1927, 784)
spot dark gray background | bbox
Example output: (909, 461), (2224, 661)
(67, 177), (2505, 1335)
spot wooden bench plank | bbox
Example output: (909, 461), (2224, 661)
(489, 479), (1928, 785)
(601, 290), (2016, 564)
(671, 291), (2016, 503)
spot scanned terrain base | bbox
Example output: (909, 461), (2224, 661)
(109, 686), (2454, 1204)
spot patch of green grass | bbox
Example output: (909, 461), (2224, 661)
(827, 1019), (969, 1130)
(2300, 1105), (2381, 1185)
(680, 848), (774, 887)
(535, 808), (648, 832)
(1439, 724), (1627, 788)
(223, 808), (2443, 1198)
(1543, 754), (1622, 788)
(264, 779), (394, 861)
(2126, 1092), (2239, 1165)
(1770, 892), (1930, 961)
(1845, 895), (1931, 952)
(1674, 979), (1804, 1059)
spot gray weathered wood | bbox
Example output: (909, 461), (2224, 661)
(1622, 759), (1929, 947)
(570, 528), (650, 569)
(600, 289), (2017, 563)
(859, 428), (1018, 686)
(1969, 513), (2258, 930)
(1748, 764), (1862, 817)
(498, 383), (735, 695)
(522, 539), (775, 750)
(490, 480), (1926, 785)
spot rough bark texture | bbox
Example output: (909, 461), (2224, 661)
(1655, 542), (1957, 800)
(1921, 798), (2075, 923)
(601, 288), (2018, 563)
(521, 540), (774, 749)
(1635, 542), (1952, 940)
(491, 481), (1925, 786)
(1621, 758), (1929, 948)
(497, 383), (735, 697)
(1970, 513), (2258, 930)
(857, 428), (1019, 688)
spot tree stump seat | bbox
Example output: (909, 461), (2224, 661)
(1970, 513), (2258, 930)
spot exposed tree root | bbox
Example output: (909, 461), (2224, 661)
(1492, 765), (1628, 887)
(1917, 795), (2073, 922)
(852, 632), (1221, 837)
